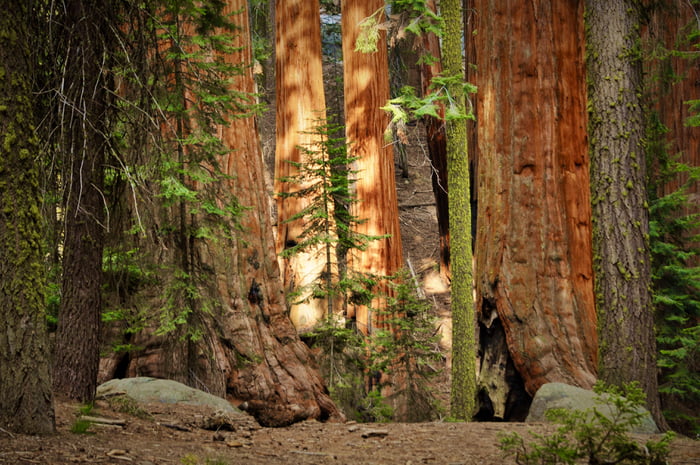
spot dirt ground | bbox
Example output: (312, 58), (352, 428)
(1, 399), (698, 465)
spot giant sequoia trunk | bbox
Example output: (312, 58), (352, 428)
(586, 0), (665, 428)
(99, 0), (341, 427)
(53, 0), (110, 403)
(274, 0), (334, 332)
(0, 0), (55, 434)
(468, 0), (597, 420)
(341, 0), (404, 334)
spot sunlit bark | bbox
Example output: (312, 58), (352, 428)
(341, 0), (404, 334)
(274, 0), (335, 332)
(100, 0), (342, 427)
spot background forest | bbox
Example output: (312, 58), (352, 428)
(0, 0), (698, 440)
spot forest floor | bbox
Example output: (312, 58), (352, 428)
(1, 399), (699, 465)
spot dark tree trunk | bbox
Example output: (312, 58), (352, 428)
(0, 0), (55, 435)
(419, 0), (451, 282)
(52, 0), (110, 403)
(586, 0), (666, 428)
(468, 0), (598, 419)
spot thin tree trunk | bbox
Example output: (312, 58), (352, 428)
(469, 0), (597, 420)
(53, 0), (110, 403)
(586, 0), (666, 428)
(419, 0), (450, 282)
(0, 0), (55, 434)
(341, 0), (404, 334)
(442, 0), (477, 421)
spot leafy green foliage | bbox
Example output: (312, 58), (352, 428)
(356, 0), (444, 53)
(91, 0), (256, 349)
(643, 7), (700, 435)
(382, 78), (476, 141)
(499, 383), (675, 465)
(355, 7), (386, 53)
(277, 116), (384, 313)
(646, 109), (700, 435)
(391, 0), (443, 39)
(369, 270), (445, 422)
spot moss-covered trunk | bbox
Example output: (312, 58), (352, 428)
(585, 0), (666, 428)
(442, 0), (477, 421)
(0, 0), (55, 434)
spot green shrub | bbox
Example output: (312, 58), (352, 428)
(499, 382), (675, 465)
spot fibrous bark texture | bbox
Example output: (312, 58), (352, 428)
(469, 0), (597, 419)
(341, 0), (404, 334)
(0, 0), (55, 434)
(420, 0), (451, 282)
(52, 0), (109, 403)
(100, 0), (342, 427)
(586, 0), (665, 426)
(274, 0), (333, 332)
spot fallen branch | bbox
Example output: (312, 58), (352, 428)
(159, 423), (191, 432)
(79, 416), (126, 427)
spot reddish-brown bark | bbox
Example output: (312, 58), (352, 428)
(99, 1), (342, 427)
(468, 0), (597, 418)
(646, 1), (700, 232)
(341, 0), (404, 334)
(274, 0), (334, 332)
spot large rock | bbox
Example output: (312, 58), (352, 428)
(97, 377), (241, 414)
(525, 383), (659, 434)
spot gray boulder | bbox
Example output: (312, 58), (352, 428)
(525, 382), (659, 434)
(97, 377), (241, 414)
